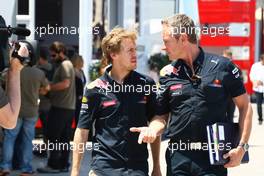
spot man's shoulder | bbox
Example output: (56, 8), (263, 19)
(63, 59), (73, 65)
(84, 78), (106, 99)
(204, 52), (232, 70)
(24, 66), (45, 76)
(159, 61), (181, 77)
(205, 52), (228, 63)
(160, 64), (173, 77)
(86, 77), (108, 90)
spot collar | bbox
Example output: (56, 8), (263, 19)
(193, 47), (205, 69)
(171, 47), (205, 72)
(102, 65), (134, 84)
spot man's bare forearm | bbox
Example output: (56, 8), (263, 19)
(238, 102), (253, 144)
(149, 114), (169, 136)
(71, 128), (89, 176)
(150, 136), (161, 169)
(234, 94), (253, 145)
(6, 68), (21, 126)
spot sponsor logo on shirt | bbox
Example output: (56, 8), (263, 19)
(102, 100), (117, 107)
(232, 67), (239, 75)
(208, 79), (222, 88)
(82, 96), (88, 103)
(81, 103), (88, 110)
(160, 65), (181, 76)
(170, 84), (183, 96)
(170, 84), (183, 91)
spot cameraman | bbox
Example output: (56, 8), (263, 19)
(0, 43), (25, 129)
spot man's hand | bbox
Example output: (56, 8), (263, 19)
(9, 58), (23, 72)
(9, 42), (28, 71)
(223, 147), (245, 168)
(130, 127), (157, 144)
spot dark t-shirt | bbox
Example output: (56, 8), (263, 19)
(0, 87), (8, 108)
(19, 66), (49, 117)
(50, 59), (76, 110)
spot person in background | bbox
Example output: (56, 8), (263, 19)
(250, 54), (264, 125)
(37, 41), (76, 173)
(0, 41), (50, 176)
(35, 48), (54, 157)
(71, 54), (86, 127)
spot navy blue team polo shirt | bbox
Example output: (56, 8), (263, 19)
(157, 48), (246, 143)
(77, 66), (157, 175)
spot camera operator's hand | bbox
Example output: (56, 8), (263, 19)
(10, 58), (23, 72)
(9, 42), (27, 71)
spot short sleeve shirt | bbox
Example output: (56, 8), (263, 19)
(0, 87), (8, 108)
(77, 66), (158, 172)
(157, 48), (246, 142)
(50, 59), (76, 109)
(19, 67), (49, 117)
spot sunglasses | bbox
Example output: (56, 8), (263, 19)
(51, 54), (57, 58)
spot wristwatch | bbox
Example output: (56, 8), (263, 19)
(238, 143), (249, 152)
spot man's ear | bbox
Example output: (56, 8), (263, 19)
(181, 34), (189, 45)
(110, 52), (117, 61)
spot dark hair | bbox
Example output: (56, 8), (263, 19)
(39, 48), (48, 61)
(49, 41), (66, 54)
(260, 54), (264, 60)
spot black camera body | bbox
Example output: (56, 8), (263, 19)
(11, 42), (31, 65)
(0, 15), (35, 71)
(10, 40), (39, 67)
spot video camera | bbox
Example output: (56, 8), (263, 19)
(0, 15), (38, 71)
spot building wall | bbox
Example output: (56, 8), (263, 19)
(38, 0), (79, 48)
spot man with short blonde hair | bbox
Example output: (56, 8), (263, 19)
(71, 27), (161, 176)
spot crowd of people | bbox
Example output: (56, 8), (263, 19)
(0, 41), (86, 175)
